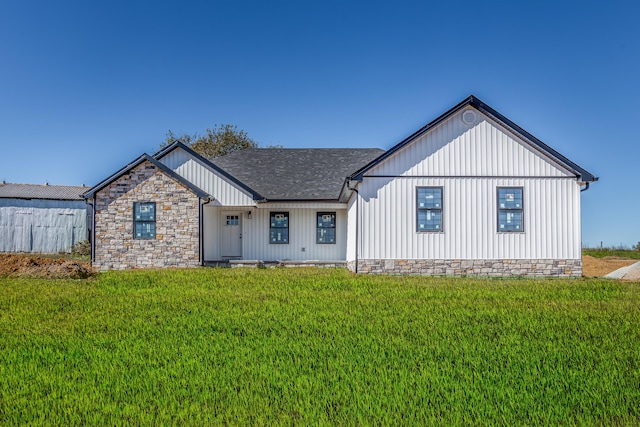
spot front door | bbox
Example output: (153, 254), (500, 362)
(221, 212), (242, 259)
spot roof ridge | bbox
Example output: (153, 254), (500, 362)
(82, 153), (210, 199)
(152, 141), (265, 200)
(349, 95), (597, 183)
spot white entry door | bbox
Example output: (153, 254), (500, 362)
(221, 212), (242, 259)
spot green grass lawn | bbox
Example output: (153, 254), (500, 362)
(1, 268), (639, 425)
(583, 248), (640, 259)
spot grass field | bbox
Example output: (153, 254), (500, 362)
(583, 248), (640, 260)
(1, 268), (639, 425)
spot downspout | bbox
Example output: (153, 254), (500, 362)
(347, 180), (359, 274)
(87, 198), (96, 265)
(199, 197), (213, 266)
(580, 182), (590, 192)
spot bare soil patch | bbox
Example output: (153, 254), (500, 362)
(582, 255), (637, 277)
(0, 254), (94, 279)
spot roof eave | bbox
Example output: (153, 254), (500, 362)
(82, 154), (211, 200)
(256, 198), (343, 204)
(349, 95), (598, 184)
(152, 141), (265, 200)
(470, 97), (598, 183)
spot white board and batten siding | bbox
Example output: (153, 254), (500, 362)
(243, 206), (347, 261)
(204, 204), (347, 262)
(159, 147), (255, 207)
(349, 108), (583, 262)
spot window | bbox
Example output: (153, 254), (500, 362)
(270, 212), (289, 244)
(134, 202), (156, 239)
(416, 187), (443, 231)
(497, 187), (523, 232)
(317, 212), (336, 244)
(226, 215), (239, 225)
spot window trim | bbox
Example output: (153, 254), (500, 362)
(225, 215), (239, 226)
(133, 202), (156, 240)
(416, 186), (444, 233)
(316, 212), (336, 244)
(496, 187), (524, 233)
(269, 211), (289, 244)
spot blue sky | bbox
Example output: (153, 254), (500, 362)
(0, 1), (638, 247)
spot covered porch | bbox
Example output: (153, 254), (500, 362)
(201, 203), (348, 263)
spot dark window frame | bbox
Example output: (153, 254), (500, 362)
(133, 202), (156, 239)
(416, 186), (444, 232)
(226, 215), (239, 226)
(269, 211), (289, 244)
(496, 187), (524, 233)
(316, 212), (336, 244)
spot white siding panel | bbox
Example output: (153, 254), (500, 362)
(356, 177), (581, 260)
(203, 206), (347, 261)
(203, 206), (220, 261)
(160, 148), (255, 206)
(242, 208), (347, 261)
(368, 110), (574, 178)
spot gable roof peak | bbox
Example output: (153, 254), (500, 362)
(349, 96), (597, 183)
(82, 153), (210, 199)
(152, 140), (264, 200)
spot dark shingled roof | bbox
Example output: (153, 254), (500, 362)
(211, 148), (384, 200)
(0, 183), (88, 200)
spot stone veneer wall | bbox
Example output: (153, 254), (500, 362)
(348, 259), (582, 277)
(94, 161), (201, 270)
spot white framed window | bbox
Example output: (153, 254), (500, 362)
(497, 187), (523, 232)
(270, 212), (289, 244)
(317, 212), (336, 244)
(416, 187), (443, 232)
(134, 202), (156, 239)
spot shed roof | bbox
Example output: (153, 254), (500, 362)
(211, 148), (384, 201)
(0, 183), (88, 200)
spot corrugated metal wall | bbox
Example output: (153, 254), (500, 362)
(160, 147), (256, 206)
(0, 199), (88, 253)
(348, 108), (582, 261)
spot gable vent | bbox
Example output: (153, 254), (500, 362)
(461, 109), (477, 126)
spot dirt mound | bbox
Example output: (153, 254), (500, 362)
(0, 254), (94, 279)
(582, 255), (637, 277)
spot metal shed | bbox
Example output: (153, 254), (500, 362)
(0, 182), (89, 253)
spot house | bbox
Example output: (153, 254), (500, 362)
(83, 96), (597, 275)
(0, 182), (89, 253)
